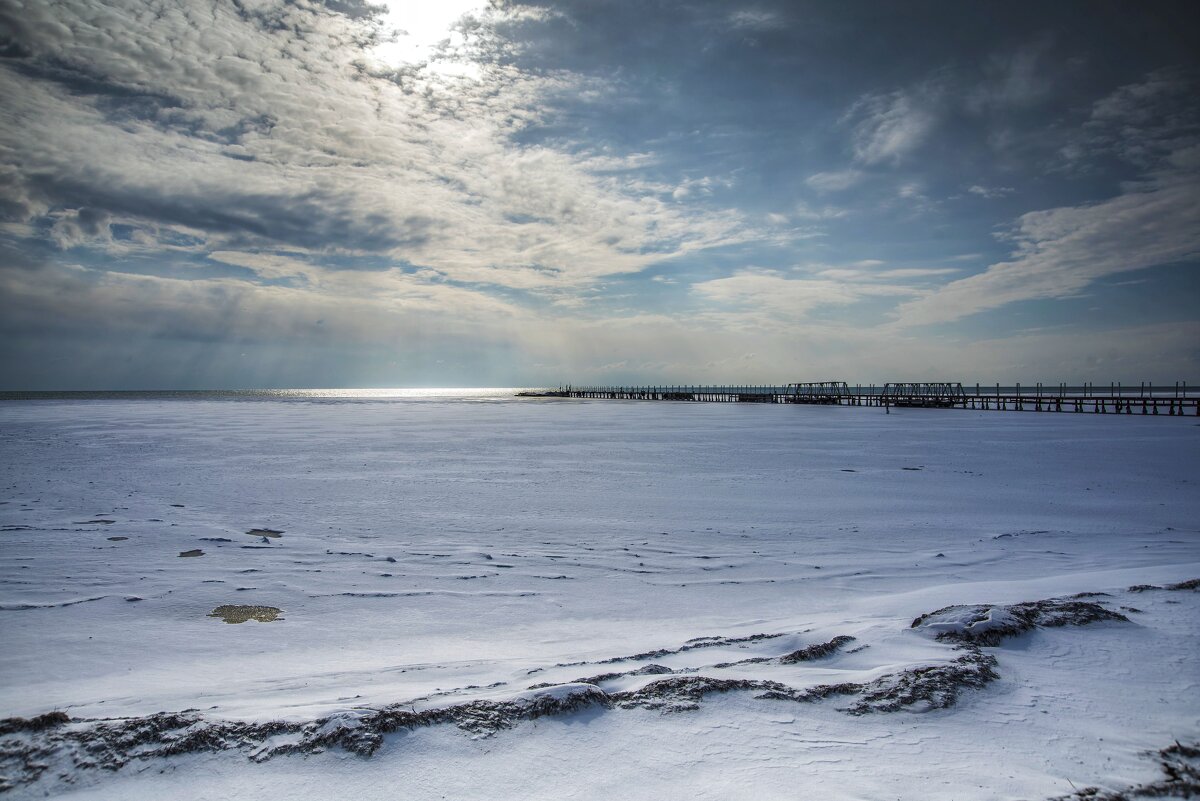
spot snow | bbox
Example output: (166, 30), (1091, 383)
(0, 394), (1197, 799)
(916, 605), (1025, 640)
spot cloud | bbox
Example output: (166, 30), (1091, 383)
(0, 257), (521, 348)
(670, 174), (732, 200)
(692, 269), (916, 321)
(1, 1), (1197, 387)
(208, 251), (319, 282)
(966, 36), (1055, 112)
(0, 0), (755, 296)
(967, 184), (1015, 199)
(790, 201), (848, 221)
(1062, 67), (1200, 169)
(816, 266), (959, 282)
(0, 165), (49, 222)
(844, 88), (937, 165)
(805, 170), (864, 192)
(925, 321), (1200, 382)
(893, 152), (1200, 327)
(48, 208), (113, 249)
(728, 8), (782, 31)
(3, 251), (1196, 388)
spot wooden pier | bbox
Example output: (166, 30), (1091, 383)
(534, 381), (1199, 416)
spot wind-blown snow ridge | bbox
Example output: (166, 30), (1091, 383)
(1044, 741), (1200, 800)
(1129, 578), (1200, 593)
(528, 631), (792, 675)
(0, 597), (108, 612)
(0, 592), (1152, 794)
(911, 595), (1131, 647)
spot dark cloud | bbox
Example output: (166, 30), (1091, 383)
(48, 207), (112, 249)
(316, 0), (388, 21)
(1065, 67), (1200, 169)
(28, 172), (437, 253)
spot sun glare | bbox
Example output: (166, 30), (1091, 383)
(371, 0), (489, 73)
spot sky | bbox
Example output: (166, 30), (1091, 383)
(0, 0), (1197, 389)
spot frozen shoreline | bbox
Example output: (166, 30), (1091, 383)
(1, 398), (1197, 798)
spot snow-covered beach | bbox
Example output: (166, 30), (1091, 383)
(1, 391), (1197, 799)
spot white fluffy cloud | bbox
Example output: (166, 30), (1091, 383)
(967, 184), (1014, 199)
(805, 170), (865, 193)
(894, 153), (1200, 327)
(845, 89), (937, 165)
(692, 269), (916, 323)
(0, 0), (751, 294)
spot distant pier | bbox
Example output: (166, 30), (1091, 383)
(522, 381), (1199, 415)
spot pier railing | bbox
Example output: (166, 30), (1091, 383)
(548, 381), (1197, 416)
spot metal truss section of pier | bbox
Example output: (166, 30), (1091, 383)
(881, 383), (966, 408)
(787, 382), (851, 403)
(535, 382), (1198, 416)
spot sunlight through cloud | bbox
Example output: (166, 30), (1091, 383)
(370, 0), (488, 76)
